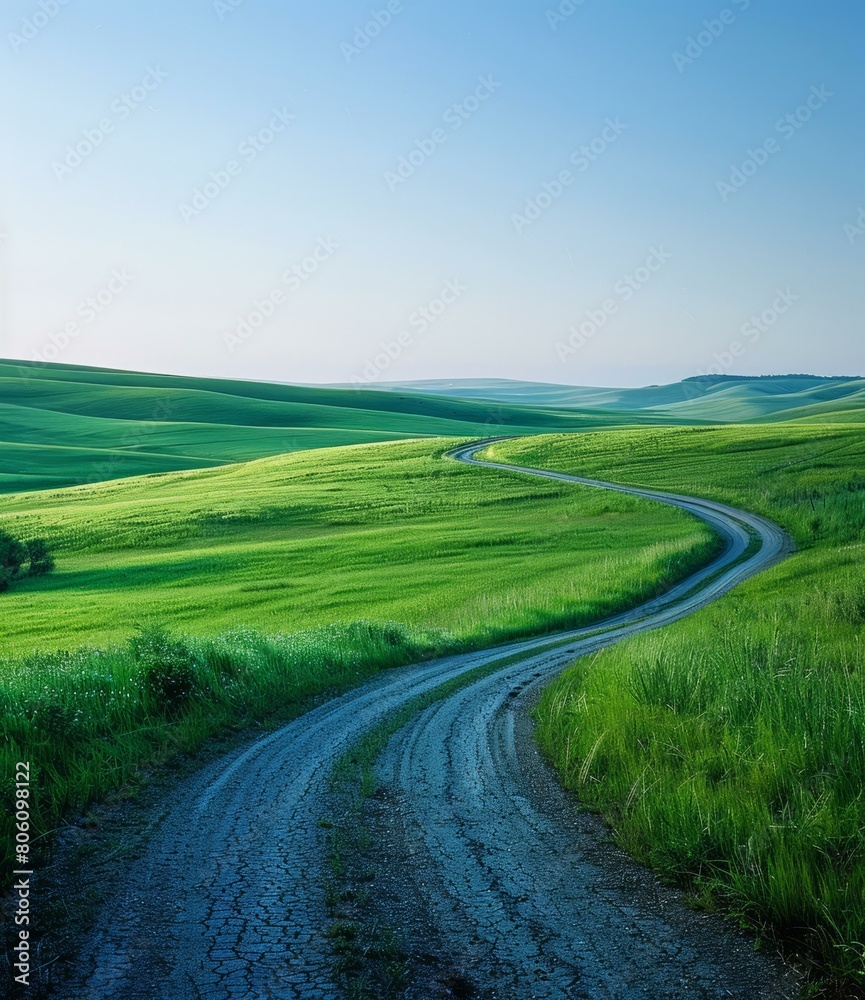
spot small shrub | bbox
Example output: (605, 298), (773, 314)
(0, 530), (55, 589)
(26, 538), (55, 576)
(0, 530), (26, 591)
(130, 626), (198, 714)
(35, 701), (83, 742)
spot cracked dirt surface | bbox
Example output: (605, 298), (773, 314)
(57, 441), (800, 999)
(374, 654), (799, 998)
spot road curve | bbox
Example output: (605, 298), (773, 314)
(59, 440), (798, 1000)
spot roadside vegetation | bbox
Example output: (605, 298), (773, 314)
(488, 424), (865, 984)
(0, 438), (718, 877)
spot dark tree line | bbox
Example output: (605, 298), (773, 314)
(0, 530), (54, 591)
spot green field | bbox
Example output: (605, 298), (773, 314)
(0, 439), (716, 654)
(9, 361), (862, 496)
(0, 435), (719, 878)
(488, 425), (865, 983)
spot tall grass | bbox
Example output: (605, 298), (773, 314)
(453, 537), (720, 643)
(494, 427), (865, 984)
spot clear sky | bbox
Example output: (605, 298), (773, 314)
(0, 0), (861, 387)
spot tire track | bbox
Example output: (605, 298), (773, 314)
(60, 440), (798, 999)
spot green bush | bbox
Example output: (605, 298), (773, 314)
(0, 530), (26, 591)
(26, 538), (55, 576)
(0, 530), (55, 590)
(130, 626), (199, 714)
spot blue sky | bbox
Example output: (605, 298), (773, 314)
(0, 0), (861, 386)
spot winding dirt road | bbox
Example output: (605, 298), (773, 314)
(59, 441), (799, 999)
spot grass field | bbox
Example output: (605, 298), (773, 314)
(5, 359), (860, 496)
(488, 426), (865, 983)
(0, 437), (719, 877)
(0, 439), (719, 654)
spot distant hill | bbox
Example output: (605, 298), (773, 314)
(364, 375), (865, 423)
(3, 362), (861, 494)
(0, 360), (661, 494)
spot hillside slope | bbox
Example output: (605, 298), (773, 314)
(0, 438), (715, 654)
(4, 362), (861, 494)
(372, 374), (865, 422)
(0, 360), (656, 493)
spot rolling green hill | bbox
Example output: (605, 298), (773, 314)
(0, 438), (715, 655)
(371, 374), (865, 423)
(0, 359), (667, 494)
(4, 362), (861, 494)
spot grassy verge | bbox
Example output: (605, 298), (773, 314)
(488, 425), (865, 987)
